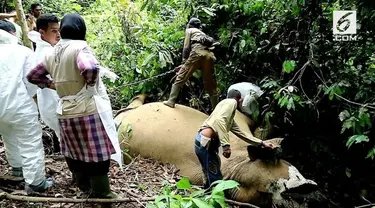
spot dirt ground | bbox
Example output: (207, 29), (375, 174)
(0, 126), (182, 208)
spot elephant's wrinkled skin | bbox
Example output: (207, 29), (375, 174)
(114, 95), (324, 208)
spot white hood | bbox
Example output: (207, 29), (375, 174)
(28, 30), (42, 43)
(0, 29), (18, 45)
(29, 31), (54, 66)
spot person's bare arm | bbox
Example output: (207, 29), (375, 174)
(230, 121), (263, 146)
(0, 13), (16, 20)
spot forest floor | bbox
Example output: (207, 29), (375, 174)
(0, 136), (183, 208)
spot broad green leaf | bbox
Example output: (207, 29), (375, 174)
(145, 203), (158, 208)
(358, 108), (371, 128)
(346, 135), (370, 148)
(341, 119), (354, 134)
(163, 50), (174, 64)
(240, 40), (246, 49)
(191, 189), (206, 198)
(212, 180), (239, 194)
(159, 52), (167, 68)
(183, 200), (193, 208)
(251, 105), (260, 122)
(192, 198), (214, 208)
(142, 53), (156, 66)
(176, 177), (191, 190)
(243, 4), (250, 15)
(345, 168), (351, 178)
(260, 27), (267, 34)
(278, 96), (289, 107)
(155, 195), (168, 203)
(282, 60), (296, 73)
(72, 3), (82, 12)
(172, 195), (183, 201)
(339, 110), (350, 122)
(262, 80), (278, 89)
(287, 97), (295, 110)
(211, 193), (228, 207)
(202, 7), (216, 16)
(366, 148), (375, 160)
(292, 6), (300, 16)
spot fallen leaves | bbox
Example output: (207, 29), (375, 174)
(0, 136), (182, 208)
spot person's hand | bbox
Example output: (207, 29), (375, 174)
(260, 141), (275, 149)
(175, 65), (183, 73)
(212, 42), (220, 47)
(222, 145), (231, 158)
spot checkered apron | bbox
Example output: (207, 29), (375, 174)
(59, 114), (116, 162)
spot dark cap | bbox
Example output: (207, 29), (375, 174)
(188, 17), (201, 28)
(0, 20), (16, 33)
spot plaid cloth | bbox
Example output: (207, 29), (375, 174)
(59, 113), (116, 162)
(26, 62), (53, 89)
(27, 46), (99, 88)
(27, 42), (112, 162)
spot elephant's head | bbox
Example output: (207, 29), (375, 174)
(222, 144), (325, 208)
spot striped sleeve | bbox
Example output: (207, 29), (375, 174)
(76, 47), (99, 86)
(26, 62), (53, 89)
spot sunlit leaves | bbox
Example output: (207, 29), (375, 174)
(346, 135), (369, 148)
(147, 178), (238, 208)
(282, 60), (296, 73)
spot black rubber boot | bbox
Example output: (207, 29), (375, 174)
(90, 175), (117, 199)
(90, 175), (117, 208)
(75, 172), (91, 193)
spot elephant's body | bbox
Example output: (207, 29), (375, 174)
(114, 96), (320, 207)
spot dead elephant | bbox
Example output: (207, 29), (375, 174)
(114, 95), (325, 208)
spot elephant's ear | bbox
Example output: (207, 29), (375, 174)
(247, 142), (283, 162)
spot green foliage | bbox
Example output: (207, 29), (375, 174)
(282, 60), (296, 73)
(2, 0), (374, 205)
(147, 178), (239, 208)
(80, 0), (188, 108)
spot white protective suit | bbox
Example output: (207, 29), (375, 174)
(28, 31), (61, 140)
(227, 82), (264, 116)
(0, 29), (46, 186)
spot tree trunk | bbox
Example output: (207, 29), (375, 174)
(13, 0), (33, 49)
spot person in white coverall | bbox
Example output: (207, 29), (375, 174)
(227, 82), (264, 117)
(0, 20), (54, 194)
(28, 13), (61, 145)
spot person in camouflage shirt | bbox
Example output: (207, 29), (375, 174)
(163, 18), (220, 109)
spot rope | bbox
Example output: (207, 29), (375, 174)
(116, 68), (176, 88)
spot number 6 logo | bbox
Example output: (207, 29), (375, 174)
(336, 12), (353, 32)
(333, 10), (357, 35)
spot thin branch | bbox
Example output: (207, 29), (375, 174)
(125, 190), (147, 208)
(313, 70), (375, 110)
(354, 203), (375, 208)
(0, 191), (261, 207)
(289, 60), (310, 86)
(224, 199), (261, 208)
(0, 192), (155, 203)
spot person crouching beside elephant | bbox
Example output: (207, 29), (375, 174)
(26, 13), (122, 200)
(228, 82), (274, 139)
(227, 82), (264, 118)
(194, 89), (275, 188)
(163, 17), (220, 109)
